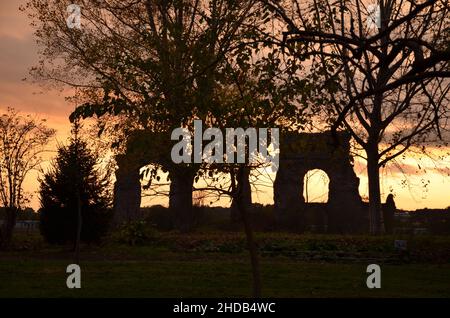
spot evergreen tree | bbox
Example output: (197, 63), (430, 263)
(39, 124), (112, 244)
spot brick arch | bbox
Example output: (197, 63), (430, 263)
(113, 129), (366, 233)
(113, 130), (199, 231)
(274, 131), (366, 233)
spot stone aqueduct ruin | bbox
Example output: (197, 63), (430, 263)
(113, 130), (367, 233)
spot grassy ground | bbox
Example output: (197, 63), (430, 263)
(2, 258), (450, 297)
(1, 230), (449, 298)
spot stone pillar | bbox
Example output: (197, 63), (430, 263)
(169, 166), (197, 232)
(113, 156), (142, 225)
(273, 162), (306, 230)
(327, 164), (364, 233)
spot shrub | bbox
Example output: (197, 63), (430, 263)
(143, 205), (175, 231)
(113, 220), (158, 246)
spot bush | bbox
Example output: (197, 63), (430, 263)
(112, 220), (158, 246)
(143, 205), (175, 231)
(39, 206), (112, 244)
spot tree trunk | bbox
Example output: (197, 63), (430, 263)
(230, 167), (252, 223)
(74, 192), (82, 265)
(0, 207), (17, 249)
(169, 169), (195, 232)
(235, 167), (261, 298)
(367, 145), (382, 235)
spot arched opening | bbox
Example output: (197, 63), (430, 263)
(303, 169), (330, 203)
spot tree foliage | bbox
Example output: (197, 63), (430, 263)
(39, 127), (112, 244)
(0, 108), (55, 248)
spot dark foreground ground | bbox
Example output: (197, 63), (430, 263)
(1, 230), (450, 297)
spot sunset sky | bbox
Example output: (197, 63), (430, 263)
(1, 1), (449, 211)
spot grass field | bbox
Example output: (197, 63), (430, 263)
(1, 230), (449, 298)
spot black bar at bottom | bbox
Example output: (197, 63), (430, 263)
(0, 298), (448, 316)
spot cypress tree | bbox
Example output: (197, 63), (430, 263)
(39, 124), (112, 244)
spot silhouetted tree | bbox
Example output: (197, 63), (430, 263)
(0, 108), (55, 249)
(25, 0), (267, 228)
(265, 0), (450, 234)
(39, 123), (112, 249)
